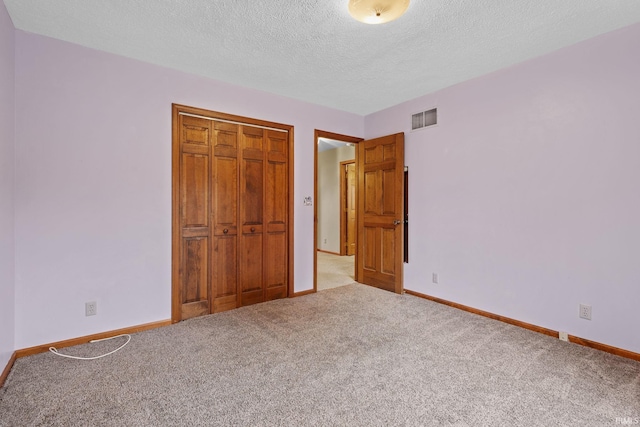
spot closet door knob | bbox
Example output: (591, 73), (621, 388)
(223, 228), (228, 234)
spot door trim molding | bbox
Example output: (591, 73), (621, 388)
(172, 104), (295, 322)
(314, 130), (363, 293)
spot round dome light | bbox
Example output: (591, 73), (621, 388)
(348, 0), (410, 25)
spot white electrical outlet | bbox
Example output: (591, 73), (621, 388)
(559, 331), (569, 342)
(579, 304), (592, 320)
(432, 273), (438, 284)
(85, 301), (97, 316)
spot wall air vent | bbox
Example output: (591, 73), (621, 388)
(411, 108), (437, 131)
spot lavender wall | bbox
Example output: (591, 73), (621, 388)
(0, 0), (15, 368)
(11, 19), (640, 355)
(14, 30), (363, 348)
(365, 23), (640, 353)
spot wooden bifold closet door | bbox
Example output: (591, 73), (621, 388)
(172, 104), (292, 322)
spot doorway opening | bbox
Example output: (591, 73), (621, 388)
(314, 130), (362, 292)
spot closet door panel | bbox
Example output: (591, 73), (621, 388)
(265, 130), (288, 301)
(181, 153), (209, 228)
(212, 156), (238, 235)
(177, 115), (211, 320)
(265, 158), (287, 227)
(212, 235), (237, 312)
(241, 159), (264, 224)
(181, 237), (210, 319)
(265, 232), (287, 301)
(239, 233), (263, 306)
(212, 122), (239, 313)
(239, 126), (265, 306)
(181, 115), (210, 146)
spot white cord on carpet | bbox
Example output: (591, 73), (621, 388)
(49, 334), (131, 360)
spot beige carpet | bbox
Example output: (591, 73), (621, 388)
(317, 251), (355, 291)
(1, 284), (639, 426)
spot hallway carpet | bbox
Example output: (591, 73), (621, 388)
(317, 251), (355, 291)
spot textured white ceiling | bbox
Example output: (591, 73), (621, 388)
(5, 1), (640, 115)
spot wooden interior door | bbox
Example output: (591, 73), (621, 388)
(211, 121), (239, 313)
(176, 115), (212, 320)
(264, 129), (289, 301)
(341, 162), (357, 256)
(357, 133), (405, 293)
(239, 126), (265, 307)
(172, 104), (293, 323)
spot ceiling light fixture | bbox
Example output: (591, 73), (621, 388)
(348, 0), (410, 25)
